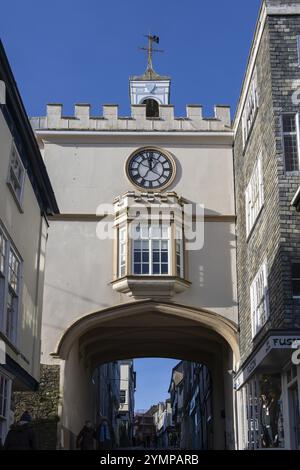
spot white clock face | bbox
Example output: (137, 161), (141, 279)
(126, 148), (175, 190)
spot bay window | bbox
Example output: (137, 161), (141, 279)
(113, 192), (191, 298)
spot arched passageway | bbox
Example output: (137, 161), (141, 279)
(53, 300), (239, 450)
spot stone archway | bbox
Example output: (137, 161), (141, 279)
(53, 300), (239, 450)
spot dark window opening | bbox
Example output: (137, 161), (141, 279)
(120, 389), (126, 404)
(282, 114), (299, 172)
(292, 263), (300, 298)
(142, 99), (159, 118)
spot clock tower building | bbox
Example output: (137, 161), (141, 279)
(30, 38), (238, 450)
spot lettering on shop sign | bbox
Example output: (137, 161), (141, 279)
(272, 337), (300, 348)
(246, 358), (257, 376)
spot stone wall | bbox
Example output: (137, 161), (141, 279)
(12, 364), (60, 450)
(30, 103), (231, 132)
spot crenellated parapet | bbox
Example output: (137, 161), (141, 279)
(30, 103), (232, 132)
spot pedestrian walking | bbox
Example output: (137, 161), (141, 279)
(96, 414), (112, 449)
(76, 420), (96, 450)
(4, 411), (37, 450)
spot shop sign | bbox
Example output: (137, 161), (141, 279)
(234, 335), (300, 389)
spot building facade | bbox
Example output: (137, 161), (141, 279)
(118, 359), (135, 446)
(181, 362), (213, 450)
(0, 41), (58, 445)
(169, 361), (184, 447)
(153, 400), (173, 448)
(92, 361), (120, 448)
(134, 406), (157, 448)
(234, 0), (300, 450)
(168, 361), (213, 450)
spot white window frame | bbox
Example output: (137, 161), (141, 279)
(132, 224), (171, 276)
(297, 36), (300, 67)
(292, 262), (300, 299)
(175, 226), (184, 278)
(245, 155), (264, 238)
(281, 113), (300, 172)
(242, 67), (259, 147)
(250, 262), (269, 338)
(0, 223), (22, 346)
(0, 370), (12, 446)
(118, 226), (127, 278)
(120, 389), (127, 405)
(7, 141), (26, 207)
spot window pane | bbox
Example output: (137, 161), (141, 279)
(8, 145), (25, 202)
(152, 240), (159, 250)
(142, 252), (149, 262)
(161, 264), (168, 274)
(6, 290), (16, 341)
(161, 252), (168, 263)
(142, 264), (149, 274)
(141, 240), (149, 250)
(134, 240), (141, 250)
(8, 249), (19, 293)
(153, 264), (160, 274)
(292, 280), (300, 297)
(284, 135), (299, 171)
(282, 114), (296, 133)
(152, 252), (159, 263)
(161, 240), (168, 250)
(134, 252), (141, 262)
(134, 264), (141, 274)
(292, 263), (300, 279)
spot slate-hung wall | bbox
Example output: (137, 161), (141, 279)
(268, 15), (300, 329)
(234, 18), (283, 364)
(235, 11), (300, 364)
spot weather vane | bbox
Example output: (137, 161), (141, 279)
(139, 34), (164, 72)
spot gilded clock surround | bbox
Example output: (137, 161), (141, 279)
(125, 146), (176, 192)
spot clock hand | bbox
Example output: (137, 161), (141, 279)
(150, 168), (161, 176)
(151, 160), (161, 172)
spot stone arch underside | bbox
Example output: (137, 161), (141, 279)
(54, 299), (240, 367)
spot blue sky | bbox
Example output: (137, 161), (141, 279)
(134, 359), (178, 411)
(0, 0), (261, 410)
(0, 0), (261, 118)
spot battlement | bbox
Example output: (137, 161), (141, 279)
(30, 103), (232, 132)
